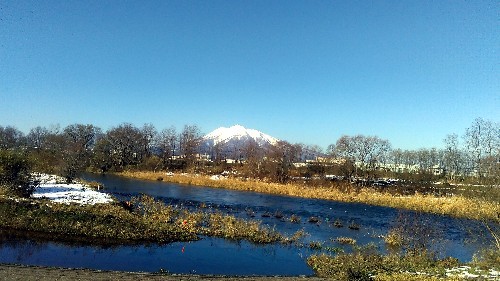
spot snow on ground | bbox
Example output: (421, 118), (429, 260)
(445, 266), (499, 280)
(31, 173), (113, 205)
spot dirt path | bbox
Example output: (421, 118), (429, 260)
(0, 264), (325, 281)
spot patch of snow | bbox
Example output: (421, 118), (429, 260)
(33, 173), (66, 184)
(31, 174), (113, 205)
(489, 269), (499, 277)
(445, 266), (499, 279)
(210, 175), (225, 180)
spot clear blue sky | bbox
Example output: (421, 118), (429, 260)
(1, 0), (498, 150)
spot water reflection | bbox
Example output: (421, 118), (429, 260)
(0, 236), (47, 263)
(0, 232), (314, 275)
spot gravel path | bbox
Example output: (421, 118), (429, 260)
(0, 264), (325, 281)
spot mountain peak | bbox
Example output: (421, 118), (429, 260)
(203, 125), (279, 146)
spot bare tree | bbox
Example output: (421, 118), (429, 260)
(212, 141), (225, 163)
(140, 123), (157, 158)
(240, 138), (262, 178)
(97, 123), (145, 170)
(26, 126), (49, 150)
(302, 144), (323, 161)
(330, 135), (391, 178)
(179, 125), (202, 167)
(262, 140), (299, 183)
(464, 118), (500, 180)
(29, 125), (67, 173)
(156, 126), (178, 168)
(0, 126), (25, 149)
(443, 134), (465, 180)
(62, 124), (102, 182)
(390, 148), (404, 171)
(64, 124), (101, 151)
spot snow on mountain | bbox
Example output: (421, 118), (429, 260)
(203, 125), (279, 146)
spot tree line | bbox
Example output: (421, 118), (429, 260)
(0, 118), (498, 186)
(328, 118), (498, 184)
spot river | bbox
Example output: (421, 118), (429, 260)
(0, 173), (490, 275)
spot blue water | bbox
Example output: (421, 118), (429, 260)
(0, 236), (314, 275)
(0, 173), (490, 275)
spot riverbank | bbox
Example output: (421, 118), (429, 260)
(0, 264), (325, 281)
(1, 172), (299, 245)
(0, 194), (289, 245)
(119, 171), (499, 221)
(3, 263), (497, 281)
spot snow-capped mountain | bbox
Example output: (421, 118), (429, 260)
(203, 125), (279, 147)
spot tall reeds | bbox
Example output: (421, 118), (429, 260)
(120, 171), (499, 221)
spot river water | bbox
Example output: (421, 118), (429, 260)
(0, 174), (490, 275)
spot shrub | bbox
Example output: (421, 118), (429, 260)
(335, 236), (357, 245)
(386, 211), (443, 258)
(348, 221), (360, 230)
(308, 252), (383, 280)
(333, 218), (343, 227)
(473, 248), (500, 270)
(130, 194), (177, 220)
(308, 250), (459, 280)
(290, 214), (301, 223)
(308, 216), (319, 223)
(0, 150), (39, 197)
(205, 211), (283, 243)
(285, 228), (306, 244)
(309, 241), (323, 250)
(384, 229), (403, 247)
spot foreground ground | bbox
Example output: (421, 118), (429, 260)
(0, 264), (323, 281)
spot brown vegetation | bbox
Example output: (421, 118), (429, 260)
(0, 194), (291, 245)
(120, 171), (500, 221)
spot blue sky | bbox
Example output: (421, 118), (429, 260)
(1, 0), (498, 150)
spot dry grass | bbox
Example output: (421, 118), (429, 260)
(120, 171), (500, 221)
(202, 212), (283, 243)
(307, 251), (462, 280)
(374, 273), (464, 281)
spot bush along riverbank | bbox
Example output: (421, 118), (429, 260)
(119, 171), (500, 222)
(307, 209), (499, 280)
(307, 247), (499, 280)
